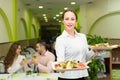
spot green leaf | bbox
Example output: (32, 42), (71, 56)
(87, 58), (104, 80)
(87, 34), (108, 45)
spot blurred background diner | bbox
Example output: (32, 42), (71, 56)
(4, 42), (28, 74)
(29, 40), (55, 73)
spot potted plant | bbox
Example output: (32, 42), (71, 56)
(86, 59), (104, 80)
(86, 34), (107, 80)
(87, 34), (108, 45)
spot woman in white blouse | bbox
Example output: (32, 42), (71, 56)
(55, 9), (95, 80)
(4, 42), (27, 74)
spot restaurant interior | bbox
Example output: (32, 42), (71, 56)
(0, 0), (120, 80)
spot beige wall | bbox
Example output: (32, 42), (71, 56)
(108, 39), (120, 45)
(0, 0), (12, 43)
(80, 0), (120, 39)
(0, 42), (12, 57)
(0, 0), (40, 43)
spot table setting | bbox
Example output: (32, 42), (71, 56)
(0, 73), (60, 80)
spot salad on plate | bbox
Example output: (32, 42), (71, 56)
(51, 60), (89, 71)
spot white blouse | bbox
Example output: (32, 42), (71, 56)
(55, 30), (95, 79)
(8, 55), (26, 74)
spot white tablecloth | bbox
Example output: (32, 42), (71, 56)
(0, 73), (60, 80)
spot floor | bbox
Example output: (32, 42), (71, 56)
(98, 74), (120, 80)
(98, 74), (110, 80)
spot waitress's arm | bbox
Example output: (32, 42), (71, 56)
(55, 38), (65, 62)
(83, 34), (95, 61)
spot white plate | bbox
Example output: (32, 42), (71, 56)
(89, 45), (119, 50)
(51, 62), (89, 71)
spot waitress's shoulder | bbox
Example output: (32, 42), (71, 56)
(56, 30), (68, 39)
(55, 35), (63, 42)
(56, 34), (64, 40)
(77, 32), (86, 37)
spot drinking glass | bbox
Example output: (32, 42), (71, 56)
(112, 57), (115, 62)
(32, 55), (37, 60)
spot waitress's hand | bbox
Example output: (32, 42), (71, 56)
(92, 49), (102, 53)
(91, 49), (103, 59)
(20, 58), (27, 66)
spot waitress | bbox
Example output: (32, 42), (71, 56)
(55, 9), (95, 80)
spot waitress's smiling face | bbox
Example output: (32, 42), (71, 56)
(62, 11), (77, 31)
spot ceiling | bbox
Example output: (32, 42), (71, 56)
(21, 0), (94, 25)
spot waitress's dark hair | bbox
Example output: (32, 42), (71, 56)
(62, 9), (77, 20)
(37, 40), (50, 51)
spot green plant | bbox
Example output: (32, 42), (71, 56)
(86, 59), (104, 80)
(87, 34), (108, 45)
(85, 34), (107, 80)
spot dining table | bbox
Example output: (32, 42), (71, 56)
(0, 72), (60, 80)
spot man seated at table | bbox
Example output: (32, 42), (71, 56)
(31, 40), (55, 73)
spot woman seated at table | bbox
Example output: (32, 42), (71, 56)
(4, 42), (27, 74)
(31, 40), (55, 73)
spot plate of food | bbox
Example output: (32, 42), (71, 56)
(51, 60), (89, 71)
(89, 43), (119, 50)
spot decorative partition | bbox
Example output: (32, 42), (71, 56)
(0, 8), (12, 42)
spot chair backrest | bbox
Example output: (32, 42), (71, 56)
(0, 56), (5, 61)
(21, 50), (31, 59)
(25, 47), (36, 54)
(22, 47), (36, 59)
(0, 60), (4, 73)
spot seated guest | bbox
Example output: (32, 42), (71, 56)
(4, 42), (27, 73)
(31, 40), (55, 73)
